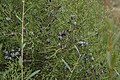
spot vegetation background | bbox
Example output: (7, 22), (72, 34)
(0, 0), (119, 80)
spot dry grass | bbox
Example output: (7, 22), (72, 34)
(111, 7), (120, 24)
(104, 0), (120, 25)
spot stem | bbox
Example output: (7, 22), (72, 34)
(21, 0), (25, 80)
(109, 31), (113, 80)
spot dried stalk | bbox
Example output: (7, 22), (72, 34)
(109, 31), (113, 80)
(21, 0), (25, 80)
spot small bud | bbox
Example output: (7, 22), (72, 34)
(29, 31), (34, 35)
(15, 52), (20, 56)
(11, 32), (15, 36)
(77, 41), (88, 46)
(6, 17), (11, 21)
(58, 32), (62, 36)
(73, 22), (77, 26)
(58, 36), (62, 40)
(10, 53), (15, 57)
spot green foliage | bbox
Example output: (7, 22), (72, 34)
(0, 61), (32, 80)
(0, 0), (119, 80)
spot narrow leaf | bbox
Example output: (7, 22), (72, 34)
(114, 68), (120, 76)
(62, 59), (72, 72)
(74, 45), (81, 57)
(23, 43), (26, 49)
(16, 15), (22, 22)
(26, 70), (40, 80)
